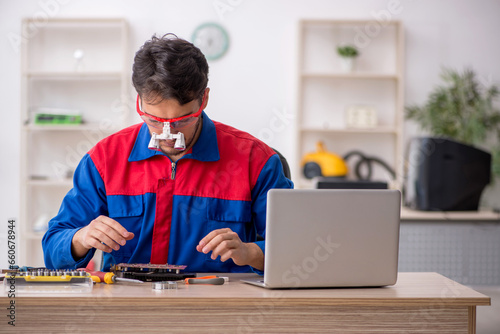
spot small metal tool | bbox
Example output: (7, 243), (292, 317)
(152, 281), (177, 290)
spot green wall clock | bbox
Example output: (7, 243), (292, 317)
(192, 23), (230, 61)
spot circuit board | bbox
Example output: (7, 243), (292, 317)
(110, 263), (195, 282)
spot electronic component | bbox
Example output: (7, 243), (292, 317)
(33, 108), (82, 125)
(111, 263), (196, 282)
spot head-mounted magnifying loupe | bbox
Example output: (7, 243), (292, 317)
(148, 122), (186, 151)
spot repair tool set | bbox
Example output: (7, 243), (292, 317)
(3, 268), (93, 293)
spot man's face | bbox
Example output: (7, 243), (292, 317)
(140, 90), (208, 158)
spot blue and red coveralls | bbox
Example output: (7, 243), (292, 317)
(42, 112), (293, 272)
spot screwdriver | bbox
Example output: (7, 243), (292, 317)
(78, 269), (143, 284)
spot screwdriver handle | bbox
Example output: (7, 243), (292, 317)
(78, 269), (115, 284)
(88, 275), (102, 283)
(103, 272), (116, 284)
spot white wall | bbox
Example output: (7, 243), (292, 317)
(1, 0), (500, 268)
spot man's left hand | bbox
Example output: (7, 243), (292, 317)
(196, 228), (264, 270)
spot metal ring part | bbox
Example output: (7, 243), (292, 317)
(152, 281), (177, 290)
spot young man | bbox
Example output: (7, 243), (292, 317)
(42, 34), (293, 273)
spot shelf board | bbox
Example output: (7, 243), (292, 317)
(24, 123), (119, 132)
(401, 207), (500, 221)
(300, 19), (401, 27)
(26, 71), (123, 80)
(26, 179), (73, 187)
(301, 72), (399, 80)
(300, 127), (399, 134)
(23, 17), (126, 27)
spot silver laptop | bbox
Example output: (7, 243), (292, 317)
(242, 189), (401, 288)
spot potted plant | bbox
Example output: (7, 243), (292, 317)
(404, 67), (500, 210)
(406, 67), (500, 176)
(336, 45), (359, 72)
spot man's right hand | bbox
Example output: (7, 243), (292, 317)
(71, 215), (135, 259)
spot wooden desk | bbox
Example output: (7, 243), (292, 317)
(1, 272), (490, 333)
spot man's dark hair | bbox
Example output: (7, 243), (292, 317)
(132, 33), (209, 105)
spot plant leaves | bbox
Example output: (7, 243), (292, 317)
(405, 67), (500, 177)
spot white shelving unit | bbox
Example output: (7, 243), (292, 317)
(19, 18), (130, 266)
(295, 20), (404, 187)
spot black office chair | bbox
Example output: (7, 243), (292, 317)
(255, 148), (291, 242)
(272, 148), (291, 180)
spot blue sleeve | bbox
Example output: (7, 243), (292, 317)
(250, 153), (294, 274)
(42, 154), (108, 269)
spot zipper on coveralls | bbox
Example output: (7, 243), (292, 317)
(171, 162), (176, 180)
